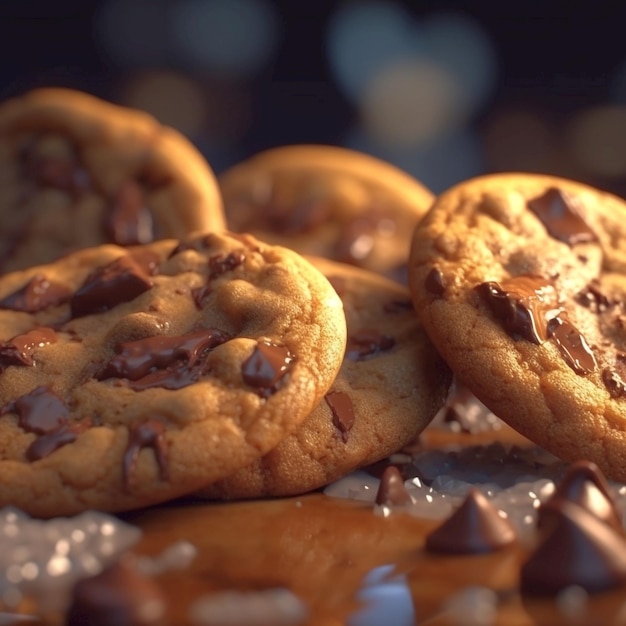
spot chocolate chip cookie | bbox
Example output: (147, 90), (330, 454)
(200, 257), (450, 499)
(408, 172), (626, 482)
(0, 87), (225, 273)
(0, 231), (346, 517)
(219, 144), (434, 281)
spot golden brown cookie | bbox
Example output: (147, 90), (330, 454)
(199, 257), (451, 499)
(408, 172), (626, 482)
(219, 144), (434, 281)
(0, 231), (346, 517)
(0, 87), (225, 273)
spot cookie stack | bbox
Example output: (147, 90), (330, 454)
(0, 89), (450, 517)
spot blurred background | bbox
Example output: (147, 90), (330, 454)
(1, 0), (625, 196)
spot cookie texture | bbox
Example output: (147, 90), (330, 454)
(219, 144), (434, 281)
(0, 231), (346, 516)
(0, 87), (225, 273)
(200, 257), (451, 499)
(408, 172), (626, 482)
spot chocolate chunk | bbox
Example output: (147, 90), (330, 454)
(66, 556), (166, 626)
(324, 391), (355, 443)
(0, 327), (57, 372)
(603, 369), (626, 398)
(26, 417), (92, 462)
(346, 328), (395, 360)
(521, 501), (626, 595)
(375, 466), (413, 506)
(123, 419), (169, 490)
(546, 316), (597, 375)
(383, 298), (413, 313)
(241, 340), (294, 398)
(107, 180), (155, 245)
(71, 256), (153, 318)
(208, 250), (246, 279)
(477, 275), (560, 344)
(0, 274), (71, 313)
(424, 267), (446, 296)
(191, 285), (212, 309)
(425, 489), (516, 554)
(576, 280), (612, 312)
(97, 328), (230, 389)
(538, 460), (623, 533)
(527, 187), (597, 246)
(2, 385), (69, 435)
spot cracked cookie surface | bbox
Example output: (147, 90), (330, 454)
(408, 173), (626, 482)
(0, 231), (346, 516)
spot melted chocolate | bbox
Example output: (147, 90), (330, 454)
(521, 501), (626, 595)
(123, 419), (169, 490)
(2, 386), (69, 435)
(425, 489), (517, 554)
(424, 267), (446, 296)
(191, 285), (212, 309)
(375, 466), (413, 506)
(70, 256), (154, 318)
(107, 180), (155, 245)
(527, 187), (597, 246)
(208, 251), (246, 279)
(26, 417), (92, 462)
(603, 369), (626, 398)
(66, 556), (166, 626)
(324, 391), (355, 442)
(576, 281), (612, 313)
(547, 316), (597, 375)
(0, 327), (57, 372)
(0, 274), (71, 313)
(478, 275), (560, 344)
(241, 341), (294, 398)
(346, 329), (395, 361)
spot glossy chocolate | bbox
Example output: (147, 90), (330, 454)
(208, 250), (246, 279)
(324, 391), (355, 443)
(3, 385), (69, 435)
(26, 417), (92, 462)
(478, 275), (559, 344)
(527, 187), (597, 246)
(345, 328), (395, 361)
(602, 369), (626, 398)
(0, 327), (56, 372)
(521, 501), (626, 595)
(241, 340), (294, 398)
(71, 256), (154, 318)
(123, 419), (169, 490)
(0, 274), (71, 313)
(107, 180), (155, 246)
(424, 267), (446, 296)
(546, 316), (597, 375)
(66, 556), (166, 626)
(375, 466), (413, 506)
(425, 489), (516, 554)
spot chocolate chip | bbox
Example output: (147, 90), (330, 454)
(241, 340), (295, 398)
(70, 256), (153, 318)
(0, 327), (57, 373)
(477, 275), (560, 344)
(424, 267), (446, 296)
(208, 250), (246, 279)
(324, 391), (355, 443)
(576, 280), (612, 312)
(2, 385), (69, 435)
(191, 285), (212, 309)
(346, 328), (395, 361)
(521, 501), (626, 595)
(0, 274), (71, 313)
(26, 417), (92, 462)
(603, 369), (626, 399)
(123, 419), (169, 490)
(546, 316), (597, 375)
(107, 180), (155, 245)
(527, 187), (597, 246)
(425, 488), (517, 554)
(375, 466), (413, 506)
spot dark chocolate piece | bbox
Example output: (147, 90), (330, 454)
(546, 316), (597, 375)
(424, 267), (446, 296)
(527, 187), (597, 246)
(107, 180), (155, 245)
(478, 275), (559, 344)
(241, 340), (294, 398)
(2, 385), (69, 435)
(26, 417), (92, 462)
(0, 274), (71, 313)
(603, 369), (626, 398)
(66, 556), (166, 626)
(346, 328), (395, 361)
(576, 281), (612, 313)
(425, 488), (516, 554)
(376, 466), (413, 506)
(324, 391), (355, 443)
(191, 285), (212, 309)
(0, 327), (57, 372)
(521, 501), (626, 595)
(208, 251), (246, 279)
(123, 419), (169, 489)
(70, 256), (153, 318)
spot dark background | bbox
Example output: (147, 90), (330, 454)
(1, 0), (625, 196)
